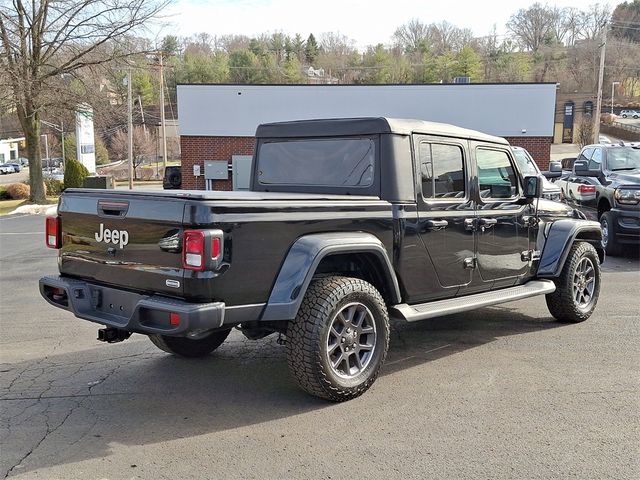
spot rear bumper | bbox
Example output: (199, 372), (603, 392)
(40, 275), (263, 337)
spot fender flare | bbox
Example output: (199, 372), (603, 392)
(261, 232), (401, 321)
(537, 219), (604, 278)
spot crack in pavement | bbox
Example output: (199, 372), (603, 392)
(2, 346), (153, 478)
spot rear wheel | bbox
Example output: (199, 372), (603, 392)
(149, 329), (231, 358)
(546, 242), (601, 323)
(286, 276), (389, 402)
(600, 211), (621, 256)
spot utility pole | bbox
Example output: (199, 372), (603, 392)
(159, 52), (168, 170)
(138, 95), (147, 136)
(593, 23), (607, 143)
(127, 68), (134, 190)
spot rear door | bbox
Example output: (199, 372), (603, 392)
(414, 135), (475, 299)
(59, 192), (186, 297)
(473, 145), (532, 287)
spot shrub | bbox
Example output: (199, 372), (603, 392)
(6, 183), (30, 200)
(0, 187), (9, 200)
(64, 158), (90, 189)
(44, 178), (64, 195)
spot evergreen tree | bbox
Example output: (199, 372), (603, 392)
(305, 34), (319, 64)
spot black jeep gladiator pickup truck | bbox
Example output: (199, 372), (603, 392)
(40, 118), (604, 401)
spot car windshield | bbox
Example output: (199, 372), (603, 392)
(512, 149), (540, 175)
(608, 148), (640, 171)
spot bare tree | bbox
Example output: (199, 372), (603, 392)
(111, 126), (153, 179)
(579, 3), (610, 41)
(507, 3), (554, 52)
(0, 0), (168, 203)
(393, 18), (430, 54)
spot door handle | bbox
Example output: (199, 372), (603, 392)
(464, 218), (476, 231)
(425, 219), (448, 229)
(478, 218), (498, 226)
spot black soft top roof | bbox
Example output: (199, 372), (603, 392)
(255, 117), (509, 145)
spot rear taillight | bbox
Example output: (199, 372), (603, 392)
(577, 185), (596, 194)
(45, 216), (61, 249)
(211, 237), (221, 260)
(182, 229), (224, 271)
(183, 230), (205, 271)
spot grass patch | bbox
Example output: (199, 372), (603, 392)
(0, 199), (25, 216)
(0, 197), (59, 216)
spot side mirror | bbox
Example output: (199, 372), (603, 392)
(573, 160), (589, 174)
(523, 175), (542, 200)
(549, 161), (562, 173)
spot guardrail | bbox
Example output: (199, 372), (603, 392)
(612, 121), (640, 133)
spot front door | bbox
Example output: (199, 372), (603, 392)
(415, 136), (475, 299)
(474, 146), (532, 287)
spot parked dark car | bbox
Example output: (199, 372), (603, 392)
(40, 117), (604, 401)
(5, 162), (22, 173)
(163, 165), (182, 189)
(555, 143), (640, 255)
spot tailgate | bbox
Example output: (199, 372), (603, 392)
(58, 192), (186, 297)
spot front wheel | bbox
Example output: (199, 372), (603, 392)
(149, 328), (231, 358)
(546, 242), (601, 323)
(286, 276), (390, 402)
(600, 211), (621, 256)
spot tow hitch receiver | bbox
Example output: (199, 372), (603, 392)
(98, 328), (132, 343)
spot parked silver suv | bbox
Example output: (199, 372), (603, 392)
(620, 109), (639, 119)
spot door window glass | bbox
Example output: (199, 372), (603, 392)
(579, 148), (594, 161)
(476, 149), (519, 199)
(588, 148), (602, 170)
(420, 142), (465, 199)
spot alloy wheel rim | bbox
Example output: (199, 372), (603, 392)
(326, 302), (377, 379)
(601, 218), (609, 247)
(573, 257), (596, 309)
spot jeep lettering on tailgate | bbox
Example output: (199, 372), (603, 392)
(95, 223), (129, 249)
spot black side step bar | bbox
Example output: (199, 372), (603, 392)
(390, 280), (556, 322)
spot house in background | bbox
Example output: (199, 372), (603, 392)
(0, 137), (24, 163)
(554, 92), (596, 144)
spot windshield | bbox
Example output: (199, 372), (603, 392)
(512, 149), (540, 176)
(607, 148), (640, 171)
(257, 137), (375, 188)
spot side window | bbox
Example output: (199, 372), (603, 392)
(420, 142), (465, 199)
(476, 148), (519, 199)
(579, 148), (594, 161)
(589, 148), (602, 170)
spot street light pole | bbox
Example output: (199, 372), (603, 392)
(158, 52), (167, 171)
(127, 68), (134, 190)
(593, 23), (607, 143)
(611, 81), (620, 115)
(60, 121), (65, 169)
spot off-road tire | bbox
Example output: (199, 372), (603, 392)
(546, 241), (601, 323)
(286, 276), (390, 402)
(149, 329), (231, 358)
(600, 211), (621, 256)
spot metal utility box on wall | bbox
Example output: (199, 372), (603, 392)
(204, 161), (228, 180)
(232, 155), (252, 191)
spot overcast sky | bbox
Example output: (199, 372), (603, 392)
(163, 0), (612, 49)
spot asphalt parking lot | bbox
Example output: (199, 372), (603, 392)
(1, 214), (639, 479)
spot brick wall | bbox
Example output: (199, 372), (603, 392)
(505, 136), (552, 170)
(180, 136), (255, 190)
(181, 135), (554, 190)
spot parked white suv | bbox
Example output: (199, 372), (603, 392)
(620, 109), (639, 119)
